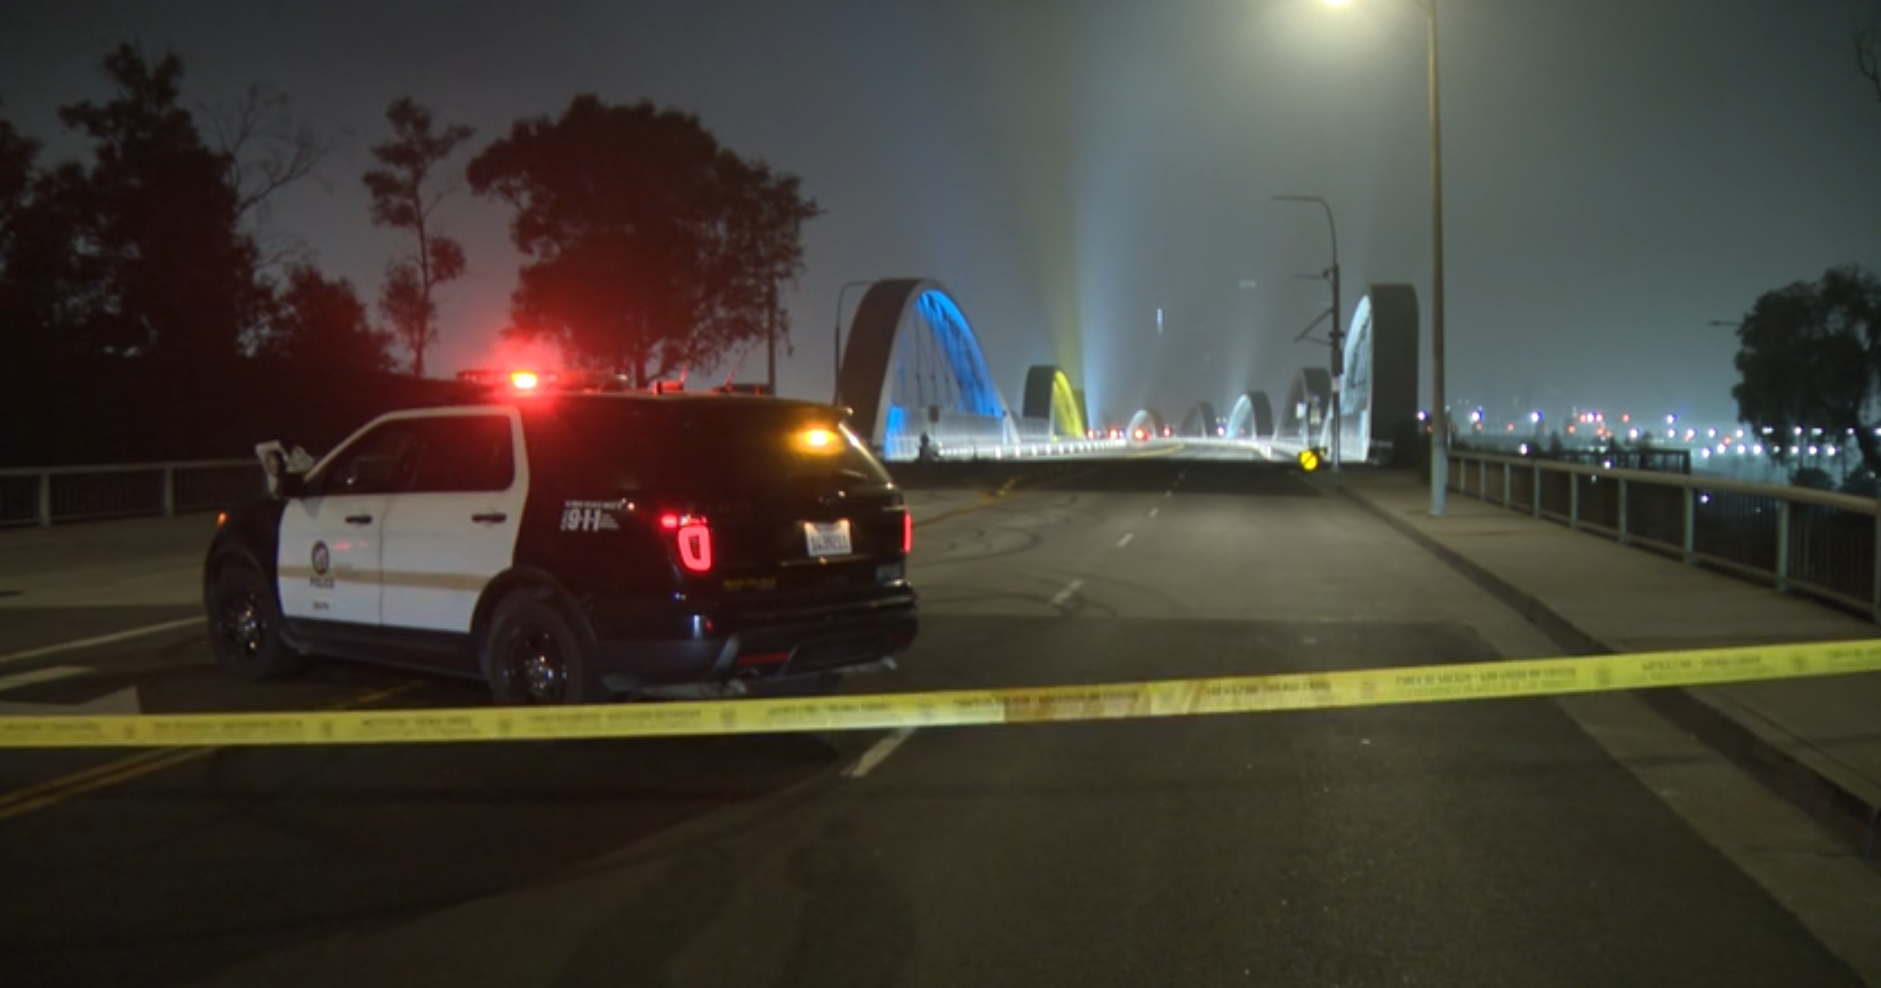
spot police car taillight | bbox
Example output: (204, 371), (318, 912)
(510, 370), (540, 391)
(658, 511), (714, 573)
(902, 511), (913, 554)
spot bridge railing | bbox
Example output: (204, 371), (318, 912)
(1447, 450), (1879, 620)
(0, 460), (261, 528)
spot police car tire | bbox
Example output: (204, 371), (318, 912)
(482, 590), (598, 705)
(208, 558), (303, 682)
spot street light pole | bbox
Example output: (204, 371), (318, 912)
(1318, 0), (1446, 507)
(1273, 195), (1343, 471)
(1426, 0), (1448, 515)
(834, 279), (876, 405)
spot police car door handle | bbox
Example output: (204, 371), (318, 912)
(471, 511), (508, 524)
(344, 513), (373, 525)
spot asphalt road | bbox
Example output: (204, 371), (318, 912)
(0, 456), (1874, 987)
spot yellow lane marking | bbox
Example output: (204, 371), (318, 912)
(0, 748), (211, 822)
(0, 680), (425, 824)
(1127, 443), (1188, 459)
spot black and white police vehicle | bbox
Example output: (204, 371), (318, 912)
(203, 375), (918, 704)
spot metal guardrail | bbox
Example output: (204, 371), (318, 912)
(896, 437), (1132, 461)
(1448, 450), (1880, 620)
(0, 460), (262, 528)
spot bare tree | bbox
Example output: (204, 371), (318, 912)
(363, 98), (473, 377)
(201, 84), (337, 269)
(1860, 17), (1881, 105)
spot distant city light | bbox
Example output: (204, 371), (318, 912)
(1530, 411), (1542, 424)
(1734, 429), (1744, 439)
(1811, 428), (1823, 436)
(1752, 445), (1764, 455)
(1827, 446), (1838, 456)
(1716, 444), (1727, 454)
(1734, 445), (1746, 456)
(1627, 428), (1640, 440)
(1808, 446), (1819, 455)
(1707, 428), (1717, 439)
(1699, 493), (1712, 504)
(1567, 425), (1577, 435)
(1700, 449), (1711, 458)
(1666, 414), (1677, 425)
(1794, 427), (1804, 436)
(1519, 443), (1530, 455)
(1665, 429), (1676, 439)
(1470, 409), (1484, 424)
(1417, 410), (1428, 421)
(1760, 426), (1773, 435)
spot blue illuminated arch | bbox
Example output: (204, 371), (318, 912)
(838, 279), (1014, 451)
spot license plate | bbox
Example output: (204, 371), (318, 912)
(804, 520), (853, 557)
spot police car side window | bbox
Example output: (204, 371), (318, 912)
(310, 421), (421, 497)
(405, 415), (515, 494)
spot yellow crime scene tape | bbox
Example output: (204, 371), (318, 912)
(2, 639), (1880, 750)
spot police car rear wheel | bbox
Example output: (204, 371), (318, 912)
(209, 559), (302, 681)
(484, 593), (594, 705)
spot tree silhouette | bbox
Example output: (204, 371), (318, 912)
(258, 264), (394, 374)
(468, 96), (820, 386)
(54, 45), (264, 369)
(363, 97), (473, 377)
(1731, 264), (1881, 476)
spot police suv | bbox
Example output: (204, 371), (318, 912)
(203, 380), (918, 704)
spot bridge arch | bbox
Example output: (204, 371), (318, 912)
(1125, 407), (1166, 439)
(1179, 401), (1221, 438)
(1226, 391), (1275, 439)
(1022, 365), (1087, 439)
(837, 279), (1014, 455)
(1281, 367), (1333, 444)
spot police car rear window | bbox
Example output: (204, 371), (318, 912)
(524, 399), (890, 496)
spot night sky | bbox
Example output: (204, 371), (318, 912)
(4, 0), (1878, 426)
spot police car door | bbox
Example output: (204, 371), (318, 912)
(378, 410), (527, 637)
(277, 417), (421, 627)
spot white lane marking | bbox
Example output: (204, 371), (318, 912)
(0, 617), (205, 668)
(1050, 579), (1084, 607)
(0, 665), (91, 693)
(1148, 507), (1159, 518)
(843, 729), (914, 779)
(1116, 533), (1135, 548)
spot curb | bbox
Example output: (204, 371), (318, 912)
(1338, 479), (1881, 862)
